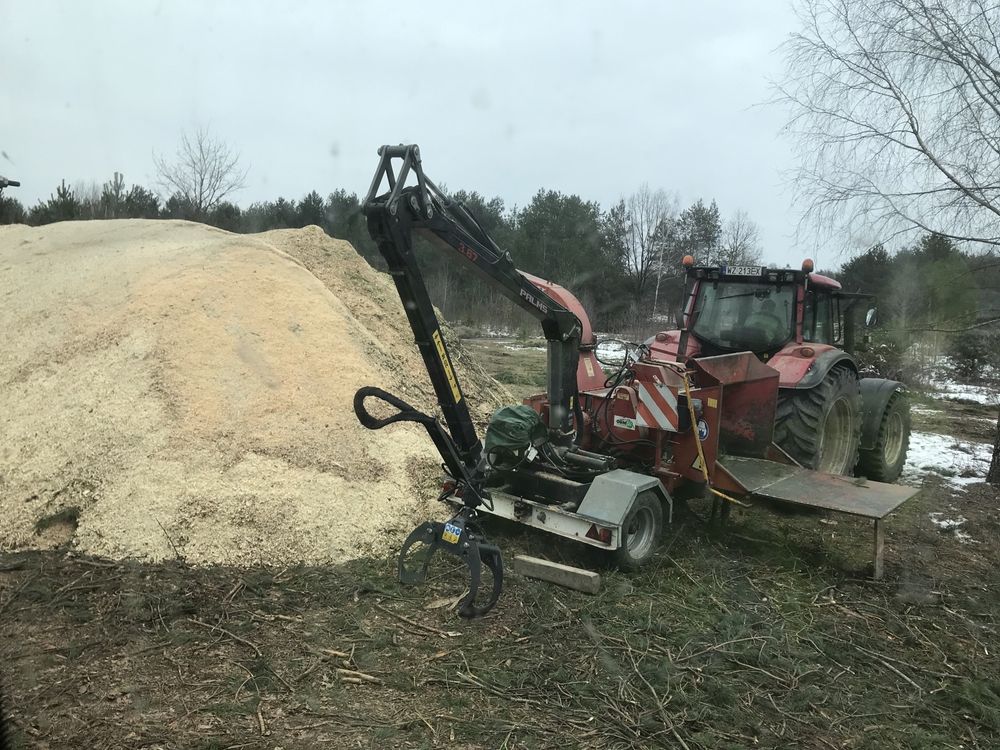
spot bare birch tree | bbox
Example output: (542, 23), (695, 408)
(615, 184), (677, 313)
(990, 411), (1000, 483)
(153, 127), (247, 218)
(780, 0), (1000, 247)
(780, 0), (1000, 483)
(718, 209), (762, 266)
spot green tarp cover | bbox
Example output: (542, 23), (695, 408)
(484, 405), (546, 455)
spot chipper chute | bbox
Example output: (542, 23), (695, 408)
(677, 352), (920, 576)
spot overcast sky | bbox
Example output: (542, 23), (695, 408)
(1, 1), (832, 267)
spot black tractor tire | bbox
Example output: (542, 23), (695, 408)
(774, 366), (862, 475)
(611, 491), (664, 571)
(857, 391), (911, 482)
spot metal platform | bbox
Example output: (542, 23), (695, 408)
(717, 456), (921, 579)
(718, 456), (918, 519)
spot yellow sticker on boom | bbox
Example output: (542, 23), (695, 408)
(433, 329), (462, 404)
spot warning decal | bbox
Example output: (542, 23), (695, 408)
(432, 329), (462, 404)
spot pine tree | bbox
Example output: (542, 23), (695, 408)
(100, 172), (127, 218)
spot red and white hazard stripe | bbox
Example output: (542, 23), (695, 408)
(633, 381), (680, 431)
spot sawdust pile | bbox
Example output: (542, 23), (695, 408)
(0, 219), (507, 565)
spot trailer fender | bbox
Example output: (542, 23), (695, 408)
(790, 350), (857, 390)
(576, 469), (672, 528)
(859, 378), (907, 451)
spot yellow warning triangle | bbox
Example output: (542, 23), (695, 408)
(691, 455), (704, 471)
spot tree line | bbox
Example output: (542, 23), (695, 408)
(0, 169), (761, 334)
(835, 233), (1000, 383)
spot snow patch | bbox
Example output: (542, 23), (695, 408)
(929, 382), (999, 405)
(928, 512), (966, 530)
(926, 357), (999, 405)
(901, 431), (993, 489)
(928, 513), (978, 544)
(480, 326), (516, 338)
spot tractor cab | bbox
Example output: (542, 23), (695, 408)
(687, 268), (800, 355)
(648, 258), (870, 387)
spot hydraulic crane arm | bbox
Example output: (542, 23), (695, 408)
(356, 144), (586, 618)
(353, 145), (585, 617)
(362, 144), (583, 459)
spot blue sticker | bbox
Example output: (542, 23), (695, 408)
(697, 419), (710, 441)
(441, 522), (462, 544)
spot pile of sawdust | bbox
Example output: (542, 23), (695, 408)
(0, 219), (508, 565)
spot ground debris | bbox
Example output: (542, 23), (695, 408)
(3, 501), (998, 750)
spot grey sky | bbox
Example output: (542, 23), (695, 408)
(1, 1), (822, 267)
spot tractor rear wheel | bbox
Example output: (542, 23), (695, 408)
(857, 391), (910, 482)
(774, 366), (862, 475)
(611, 491), (663, 571)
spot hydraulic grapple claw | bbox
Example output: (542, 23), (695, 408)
(397, 521), (439, 585)
(396, 509), (503, 618)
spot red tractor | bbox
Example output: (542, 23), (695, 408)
(646, 258), (910, 483)
(353, 145), (918, 617)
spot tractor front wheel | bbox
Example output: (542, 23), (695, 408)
(611, 491), (663, 571)
(775, 366), (862, 475)
(857, 391), (910, 482)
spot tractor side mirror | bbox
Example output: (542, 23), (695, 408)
(865, 307), (878, 328)
(595, 339), (628, 367)
(595, 338), (642, 367)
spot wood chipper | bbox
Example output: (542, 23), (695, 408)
(353, 145), (919, 617)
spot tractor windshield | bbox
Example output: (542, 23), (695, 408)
(690, 281), (795, 352)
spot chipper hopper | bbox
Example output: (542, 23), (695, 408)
(353, 144), (919, 617)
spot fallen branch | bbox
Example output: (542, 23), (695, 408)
(256, 702), (269, 736)
(874, 656), (923, 693)
(187, 617), (262, 657)
(336, 668), (381, 684)
(374, 603), (461, 638)
(624, 635), (691, 750)
(264, 663), (296, 693)
(154, 517), (183, 560)
(674, 636), (773, 664)
(0, 577), (34, 618)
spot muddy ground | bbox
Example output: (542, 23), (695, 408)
(2, 341), (999, 749)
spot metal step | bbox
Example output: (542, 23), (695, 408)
(718, 456), (919, 519)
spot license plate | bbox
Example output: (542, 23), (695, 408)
(441, 522), (462, 544)
(725, 265), (763, 276)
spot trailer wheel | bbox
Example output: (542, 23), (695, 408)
(612, 491), (663, 571)
(775, 366), (862, 475)
(857, 391), (910, 482)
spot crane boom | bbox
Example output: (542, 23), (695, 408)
(354, 144), (588, 617)
(362, 144), (583, 463)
